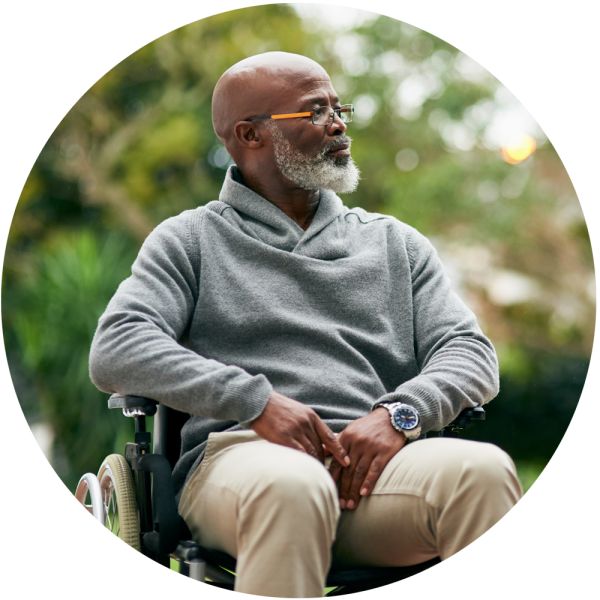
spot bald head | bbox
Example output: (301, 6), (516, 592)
(211, 52), (330, 148)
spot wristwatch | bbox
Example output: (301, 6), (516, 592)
(379, 402), (422, 441)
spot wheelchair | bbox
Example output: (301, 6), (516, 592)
(74, 394), (485, 595)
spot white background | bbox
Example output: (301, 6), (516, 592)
(1, 1), (598, 598)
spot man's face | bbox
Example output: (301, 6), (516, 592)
(262, 77), (360, 194)
(265, 121), (360, 194)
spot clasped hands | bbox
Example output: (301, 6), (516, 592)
(250, 391), (406, 510)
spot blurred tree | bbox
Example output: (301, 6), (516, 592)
(4, 230), (137, 485)
(2, 5), (593, 489)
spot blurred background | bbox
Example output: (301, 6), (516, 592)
(2, 4), (594, 492)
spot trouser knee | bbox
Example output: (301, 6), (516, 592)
(428, 441), (522, 558)
(462, 443), (522, 500)
(425, 440), (522, 513)
(242, 458), (341, 543)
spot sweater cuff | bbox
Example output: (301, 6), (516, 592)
(373, 381), (440, 433)
(220, 373), (273, 425)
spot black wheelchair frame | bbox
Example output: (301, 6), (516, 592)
(75, 394), (485, 596)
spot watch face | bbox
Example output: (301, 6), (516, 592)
(392, 406), (419, 431)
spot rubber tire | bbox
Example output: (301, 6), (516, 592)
(98, 454), (140, 550)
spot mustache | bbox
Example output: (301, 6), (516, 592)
(321, 136), (352, 155)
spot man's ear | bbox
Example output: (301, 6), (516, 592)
(234, 121), (263, 149)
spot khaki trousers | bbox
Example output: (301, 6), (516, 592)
(178, 431), (522, 598)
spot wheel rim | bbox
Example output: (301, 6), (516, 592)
(74, 473), (105, 523)
(102, 467), (120, 535)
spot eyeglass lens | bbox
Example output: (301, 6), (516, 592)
(313, 105), (353, 125)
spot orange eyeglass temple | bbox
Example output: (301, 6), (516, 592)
(270, 112), (312, 120)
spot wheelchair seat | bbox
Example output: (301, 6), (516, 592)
(75, 394), (484, 595)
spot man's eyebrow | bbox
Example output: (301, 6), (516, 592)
(299, 95), (340, 108)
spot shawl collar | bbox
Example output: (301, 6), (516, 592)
(218, 166), (345, 252)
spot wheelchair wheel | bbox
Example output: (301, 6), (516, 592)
(97, 454), (140, 550)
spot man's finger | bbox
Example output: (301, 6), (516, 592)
(345, 456), (370, 510)
(314, 418), (350, 467)
(338, 456), (355, 508)
(348, 457), (381, 509)
(288, 439), (309, 455)
(300, 432), (325, 463)
(328, 459), (343, 484)
(359, 458), (384, 498)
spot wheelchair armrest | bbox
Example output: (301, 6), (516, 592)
(458, 405), (486, 423)
(108, 394), (158, 416)
(444, 405), (486, 434)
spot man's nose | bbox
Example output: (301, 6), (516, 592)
(325, 112), (347, 136)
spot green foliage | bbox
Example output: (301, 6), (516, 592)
(468, 349), (588, 464)
(4, 230), (137, 487)
(2, 5), (593, 487)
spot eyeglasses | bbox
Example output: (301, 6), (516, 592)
(247, 104), (354, 127)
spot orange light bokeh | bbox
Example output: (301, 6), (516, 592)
(501, 134), (537, 164)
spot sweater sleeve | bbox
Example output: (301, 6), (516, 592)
(374, 227), (499, 433)
(88, 210), (272, 424)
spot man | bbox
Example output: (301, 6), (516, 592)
(89, 52), (522, 597)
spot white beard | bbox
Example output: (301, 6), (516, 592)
(265, 122), (360, 194)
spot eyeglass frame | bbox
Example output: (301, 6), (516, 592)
(246, 104), (354, 126)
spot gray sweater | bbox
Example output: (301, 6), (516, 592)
(89, 166), (499, 495)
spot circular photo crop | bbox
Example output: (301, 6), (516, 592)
(2, 3), (595, 598)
